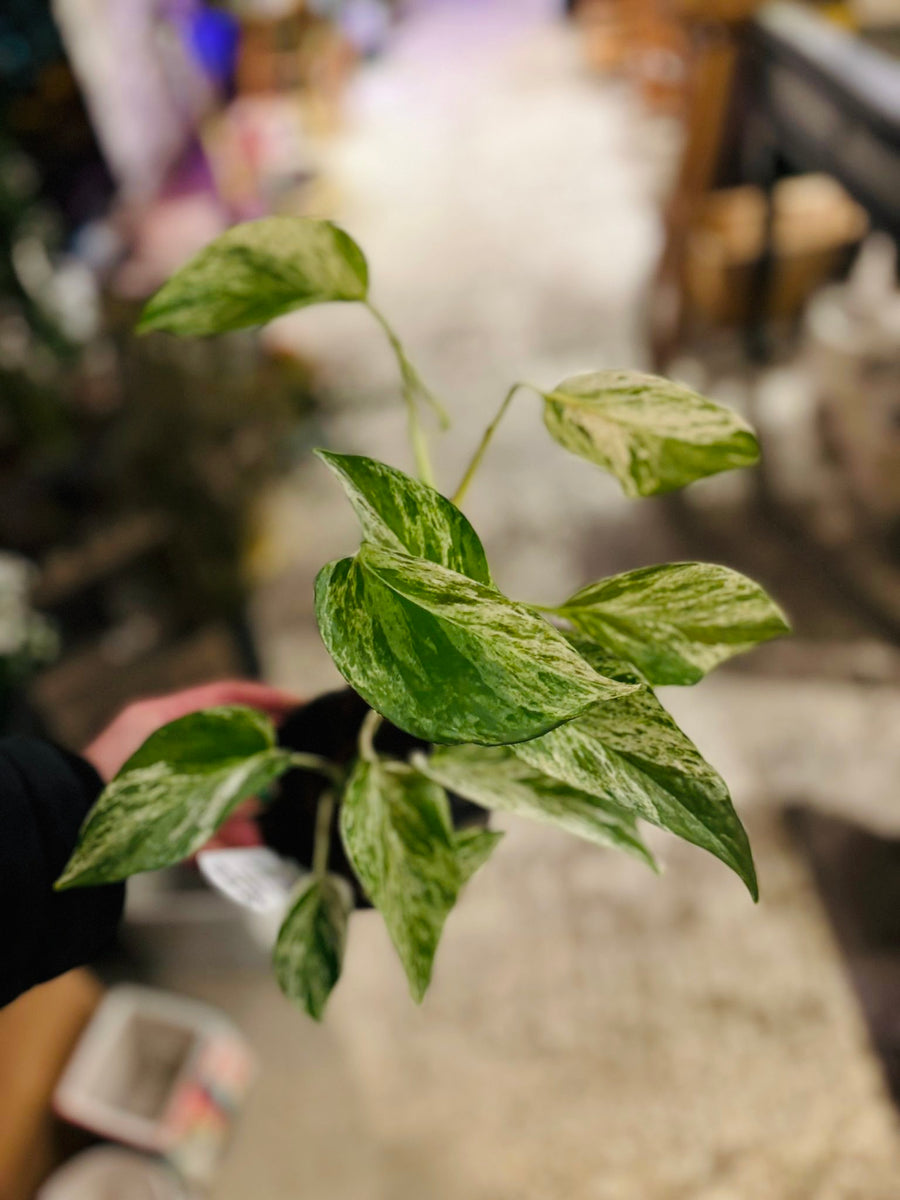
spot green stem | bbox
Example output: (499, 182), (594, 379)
(288, 752), (344, 788)
(312, 789), (335, 878)
(358, 707), (383, 763)
(451, 382), (531, 506)
(364, 301), (449, 486)
(408, 409), (436, 489)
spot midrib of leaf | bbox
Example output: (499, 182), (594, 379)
(513, 681), (757, 898)
(357, 547), (626, 700)
(567, 604), (784, 649)
(167, 754), (270, 837)
(545, 387), (755, 439)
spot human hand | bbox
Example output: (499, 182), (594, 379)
(83, 679), (301, 783)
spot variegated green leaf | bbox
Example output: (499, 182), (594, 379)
(138, 217), (368, 337)
(273, 873), (352, 1020)
(558, 562), (790, 685)
(117, 705), (278, 771)
(316, 543), (636, 746)
(513, 645), (757, 897)
(56, 707), (293, 888)
(541, 370), (759, 497)
(316, 450), (491, 584)
(415, 744), (656, 869)
(340, 757), (461, 1001)
(454, 825), (504, 885)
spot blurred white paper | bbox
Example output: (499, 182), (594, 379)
(197, 847), (303, 914)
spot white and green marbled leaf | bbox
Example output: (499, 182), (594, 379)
(414, 744), (656, 869)
(56, 707), (293, 888)
(316, 543), (636, 746)
(541, 370), (759, 497)
(138, 217), (368, 337)
(453, 825), (504, 885)
(513, 643), (757, 897)
(558, 561), (790, 685)
(316, 450), (492, 583)
(340, 757), (461, 1001)
(273, 873), (353, 1020)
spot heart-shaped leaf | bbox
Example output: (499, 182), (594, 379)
(56, 707), (293, 888)
(541, 370), (759, 497)
(559, 562), (790, 685)
(138, 217), (368, 337)
(454, 825), (504, 885)
(316, 543), (635, 745)
(415, 744), (656, 868)
(316, 451), (492, 584)
(340, 758), (461, 1001)
(274, 874), (353, 1020)
(513, 645), (757, 897)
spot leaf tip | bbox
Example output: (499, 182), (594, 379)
(774, 606), (793, 636)
(53, 862), (83, 891)
(312, 447), (347, 482)
(409, 979), (429, 1005)
(736, 853), (759, 902)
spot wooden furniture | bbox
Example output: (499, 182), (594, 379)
(651, 1), (765, 365)
(652, 1), (900, 367)
(0, 972), (103, 1200)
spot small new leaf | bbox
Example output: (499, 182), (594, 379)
(513, 644), (757, 897)
(138, 217), (368, 337)
(415, 744), (656, 868)
(274, 874), (353, 1020)
(541, 370), (759, 497)
(316, 451), (492, 583)
(316, 543), (636, 745)
(454, 825), (504, 886)
(559, 562), (790, 685)
(339, 758), (461, 1001)
(56, 707), (293, 888)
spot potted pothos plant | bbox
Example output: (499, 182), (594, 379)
(56, 218), (789, 1019)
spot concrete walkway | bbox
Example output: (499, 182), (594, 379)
(161, 4), (900, 1196)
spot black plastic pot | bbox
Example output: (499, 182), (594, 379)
(259, 688), (486, 907)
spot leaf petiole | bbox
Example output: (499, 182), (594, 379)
(364, 301), (449, 487)
(451, 382), (534, 506)
(312, 790), (336, 878)
(288, 752), (345, 787)
(525, 601), (562, 616)
(358, 708), (383, 763)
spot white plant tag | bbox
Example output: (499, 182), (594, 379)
(197, 847), (304, 914)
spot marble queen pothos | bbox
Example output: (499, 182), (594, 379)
(56, 217), (789, 1019)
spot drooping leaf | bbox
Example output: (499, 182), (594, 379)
(56, 707), (293, 888)
(273, 874), (353, 1020)
(513, 645), (757, 897)
(138, 217), (368, 337)
(453, 825), (504, 885)
(316, 543), (635, 746)
(415, 744), (656, 868)
(316, 450), (491, 584)
(340, 758), (461, 1001)
(558, 562), (790, 685)
(541, 370), (759, 497)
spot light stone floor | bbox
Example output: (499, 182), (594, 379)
(152, 2), (900, 1195)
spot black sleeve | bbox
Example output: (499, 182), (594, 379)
(0, 736), (125, 1007)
